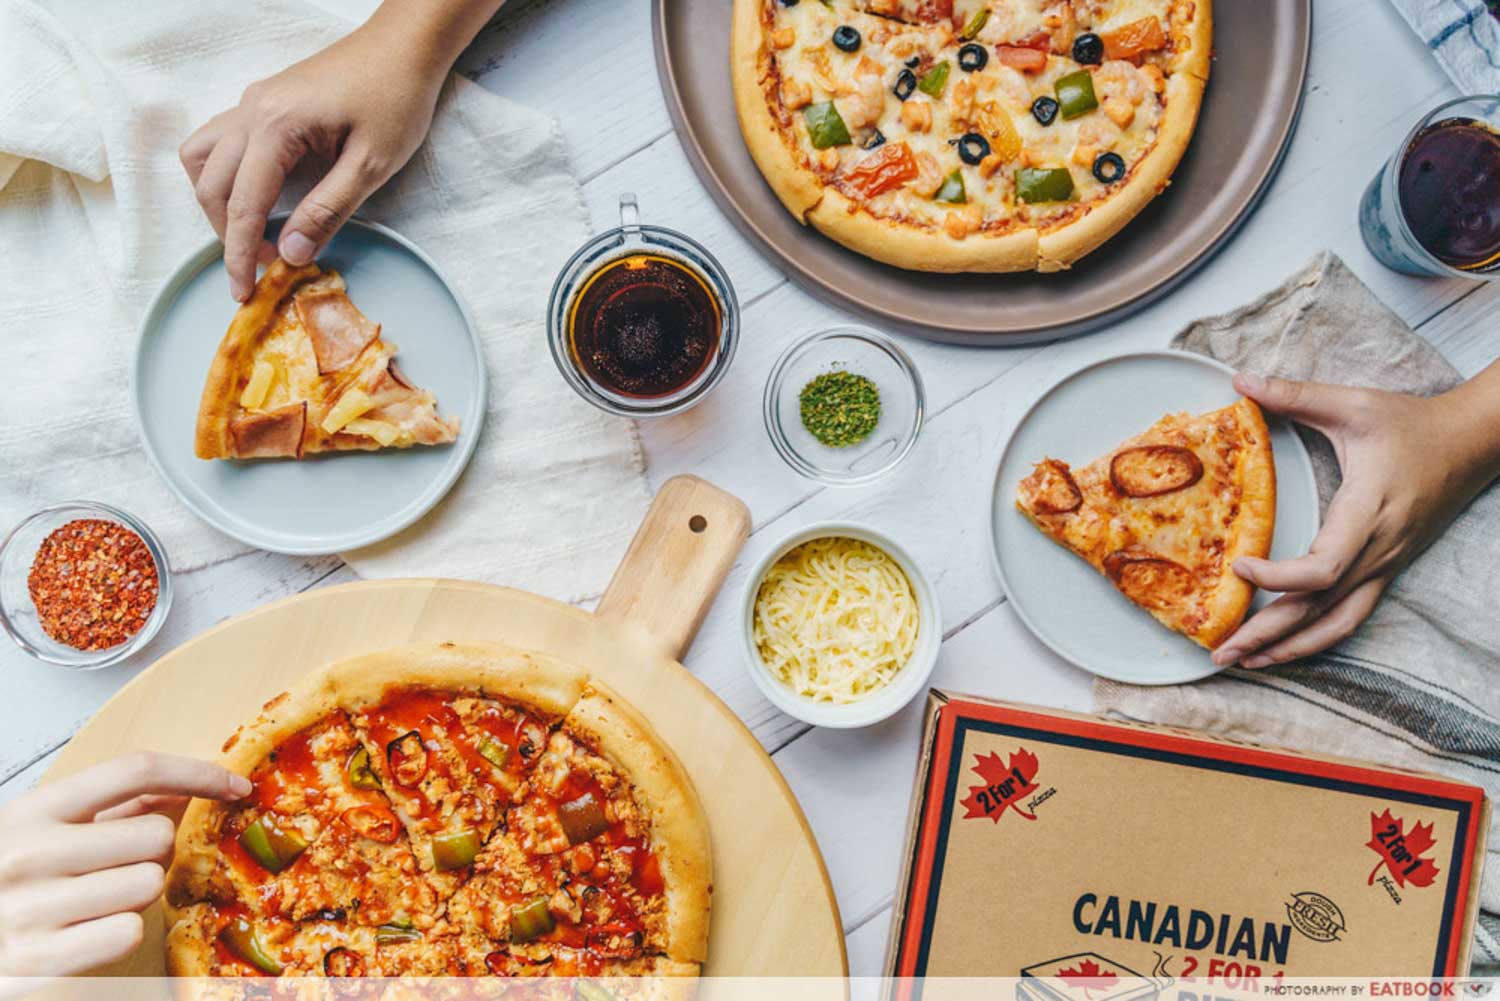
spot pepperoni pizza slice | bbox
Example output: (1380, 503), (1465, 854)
(1014, 398), (1276, 649)
(194, 259), (459, 460)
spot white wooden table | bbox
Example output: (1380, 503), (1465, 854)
(1, 0), (1495, 977)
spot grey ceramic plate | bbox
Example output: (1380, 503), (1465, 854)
(134, 218), (486, 556)
(654, 0), (1312, 344)
(990, 351), (1320, 685)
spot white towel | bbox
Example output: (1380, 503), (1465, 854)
(1387, 0), (1500, 93)
(0, 0), (649, 603)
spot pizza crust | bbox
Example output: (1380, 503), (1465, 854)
(1197, 397), (1276, 648)
(565, 687), (713, 965)
(731, 0), (824, 221)
(193, 260), (321, 460)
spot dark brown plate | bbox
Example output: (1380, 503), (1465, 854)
(653, 0), (1312, 345)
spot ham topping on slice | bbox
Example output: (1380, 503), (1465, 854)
(294, 289), (381, 374)
(229, 402), (307, 459)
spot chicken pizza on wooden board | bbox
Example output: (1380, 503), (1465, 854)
(1015, 398), (1274, 648)
(195, 259), (459, 461)
(164, 643), (710, 979)
(732, 0), (1211, 272)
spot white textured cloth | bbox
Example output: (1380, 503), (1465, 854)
(1388, 0), (1500, 93)
(1094, 253), (1500, 970)
(0, 0), (649, 602)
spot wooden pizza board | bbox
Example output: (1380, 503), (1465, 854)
(43, 476), (848, 978)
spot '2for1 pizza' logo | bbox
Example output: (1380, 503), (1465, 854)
(960, 747), (1040, 823)
(1366, 808), (1441, 889)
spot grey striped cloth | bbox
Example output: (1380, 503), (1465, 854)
(1389, 0), (1500, 93)
(1094, 253), (1500, 971)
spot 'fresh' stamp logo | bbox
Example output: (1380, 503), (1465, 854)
(1286, 890), (1346, 943)
(1366, 809), (1441, 889)
(960, 747), (1040, 822)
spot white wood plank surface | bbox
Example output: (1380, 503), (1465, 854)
(1, 0), (1494, 978)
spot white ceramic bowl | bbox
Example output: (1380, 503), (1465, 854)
(740, 522), (941, 729)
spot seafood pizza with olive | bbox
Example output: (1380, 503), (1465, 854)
(163, 643), (711, 979)
(731, 0), (1211, 271)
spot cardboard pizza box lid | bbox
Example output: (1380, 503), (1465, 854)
(885, 690), (1490, 980)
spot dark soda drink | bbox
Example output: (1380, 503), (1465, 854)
(566, 253), (722, 399)
(1397, 117), (1500, 272)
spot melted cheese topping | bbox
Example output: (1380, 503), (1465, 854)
(766, 0), (1176, 233)
(753, 536), (920, 703)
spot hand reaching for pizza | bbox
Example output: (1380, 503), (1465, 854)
(1213, 365), (1500, 669)
(0, 753), (249, 979)
(179, 0), (505, 302)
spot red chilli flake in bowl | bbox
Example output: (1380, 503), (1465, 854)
(27, 519), (159, 651)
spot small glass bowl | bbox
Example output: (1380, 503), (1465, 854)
(0, 502), (173, 670)
(763, 327), (925, 485)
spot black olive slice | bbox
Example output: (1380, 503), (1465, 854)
(862, 129), (887, 150)
(832, 25), (861, 52)
(904, 56), (921, 68)
(1093, 151), (1127, 183)
(1031, 96), (1060, 126)
(957, 42), (988, 73)
(893, 69), (917, 101)
(1072, 32), (1104, 65)
(956, 133), (991, 166)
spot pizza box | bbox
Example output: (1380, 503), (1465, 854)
(885, 691), (1490, 981)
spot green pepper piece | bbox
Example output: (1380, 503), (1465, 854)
(375, 923), (422, 945)
(1054, 69), (1098, 119)
(432, 827), (481, 871)
(238, 816), (307, 874)
(803, 102), (851, 149)
(577, 981), (615, 1001)
(917, 61), (951, 97)
(960, 8), (989, 40)
(1015, 166), (1076, 203)
(220, 917), (285, 975)
(934, 169), (967, 204)
(478, 736), (511, 770)
(347, 746), (380, 790)
(510, 895), (555, 943)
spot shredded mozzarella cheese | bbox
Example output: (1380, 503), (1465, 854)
(753, 536), (920, 704)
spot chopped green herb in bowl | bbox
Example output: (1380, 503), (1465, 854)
(799, 370), (881, 448)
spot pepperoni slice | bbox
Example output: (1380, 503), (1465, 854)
(1109, 445), (1204, 497)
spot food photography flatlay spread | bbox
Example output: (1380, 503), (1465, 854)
(3, 0), (1500, 992)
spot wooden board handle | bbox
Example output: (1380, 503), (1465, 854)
(595, 475), (751, 662)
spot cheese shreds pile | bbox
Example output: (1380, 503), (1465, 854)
(753, 536), (920, 703)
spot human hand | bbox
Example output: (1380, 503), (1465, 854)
(0, 753), (249, 977)
(1212, 371), (1500, 669)
(178, 17), (448, 302)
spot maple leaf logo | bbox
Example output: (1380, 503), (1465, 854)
(1057, 959), (1118, 997)
(1366, 808), (1441, 889)
(959, 747), (1040, 823)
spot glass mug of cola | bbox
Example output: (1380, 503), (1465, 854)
(547, 194), (740, 417)
(1360, 95), (1500, 279)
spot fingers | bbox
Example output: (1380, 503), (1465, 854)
(0, 862), (164, 930)
(178, 113), (228, 189)
(1212, 590), (1328, 668)
(26, 752), (249, 824)
(1, 912), (143, 978)
(1230, 487), (1380, 595)
(93, 794), (190, 823)
(1233, 372), (1365, 434)
(191, 129), (247, 242)
(0, 814), (176, 879)
(278, 145), (386, 266)
(1241, 576), (1389, 669)
(223, 138), (300, 301)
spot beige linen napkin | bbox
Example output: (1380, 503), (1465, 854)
(0, 0), (649, 602)
(1093, 252), (1500, 967)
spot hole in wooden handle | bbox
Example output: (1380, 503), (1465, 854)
(689, 515), (708, 534)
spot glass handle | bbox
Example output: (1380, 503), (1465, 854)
(619, 193), (641, 233)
